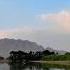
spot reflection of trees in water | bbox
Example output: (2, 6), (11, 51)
(28, 63), (44, 70)
(9, 63), (49, 70)
(41, 63), (70, 70)
(9, 63), (70, 70)
(10, 63), (26, 70)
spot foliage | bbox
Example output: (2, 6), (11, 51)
(42, 54), (70, 61)
(9, 49), (70, 63)
(9, 50), (43, 63)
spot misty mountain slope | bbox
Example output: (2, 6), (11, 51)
(46, 47), (66, 55)
(0, 38), (44, 57)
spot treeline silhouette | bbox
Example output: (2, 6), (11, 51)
(8, 50), (55, 63)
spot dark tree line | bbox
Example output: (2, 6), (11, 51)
(9, 50), (55, 63)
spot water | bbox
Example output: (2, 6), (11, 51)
(0, 63), (70, 70)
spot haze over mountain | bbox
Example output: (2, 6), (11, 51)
(46, 47), (66, 55)
(0, 38), (44, 57)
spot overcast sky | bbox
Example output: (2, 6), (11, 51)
(0, 0), (70, 51)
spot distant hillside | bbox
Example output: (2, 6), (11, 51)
(0, 38), (44, 57)
(46, 47), (67, 55)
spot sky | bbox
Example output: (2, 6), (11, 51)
(0, 0), (70, 51)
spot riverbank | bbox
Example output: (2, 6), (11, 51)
(0, 59), (70, 66)
(31, 61), (70, 66)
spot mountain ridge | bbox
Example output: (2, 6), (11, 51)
(0, 38), (44, 57)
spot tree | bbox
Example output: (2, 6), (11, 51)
(42, 50), (51, 55)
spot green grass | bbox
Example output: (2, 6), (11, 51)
(42, 54), (70, 61)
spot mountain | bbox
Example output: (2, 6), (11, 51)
(0, 38), (44, 57)
(46, 47), (67, 55)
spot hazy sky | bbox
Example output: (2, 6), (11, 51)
(0, 0), (70, 51)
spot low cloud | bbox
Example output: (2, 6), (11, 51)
(0, 31), (8, 38)
(0, 27), (33, 39)
(38, 10), (70, 32)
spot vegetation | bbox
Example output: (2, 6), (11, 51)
(8, 50), (42, 63)
(8, 50), (55, 63)
(42, 52), (70, 61)
(8, 49), (70, 63)
(42, 55), (70, 61)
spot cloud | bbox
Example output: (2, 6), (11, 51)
(39, 10), (70, 32)
(0, 27), (35, 39)
(0, 30), (9, 38)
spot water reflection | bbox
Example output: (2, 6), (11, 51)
(0, 63), (69, 70)
(10, 63), (26, 70)
(0, 63), (9, 70)
(10, 63), (44, 70)
(9, 62), (70, 70)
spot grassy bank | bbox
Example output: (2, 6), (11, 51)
(31, 54), (70, 66)
(42, 54), (70, 61)
(31, 61), (70, 66)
